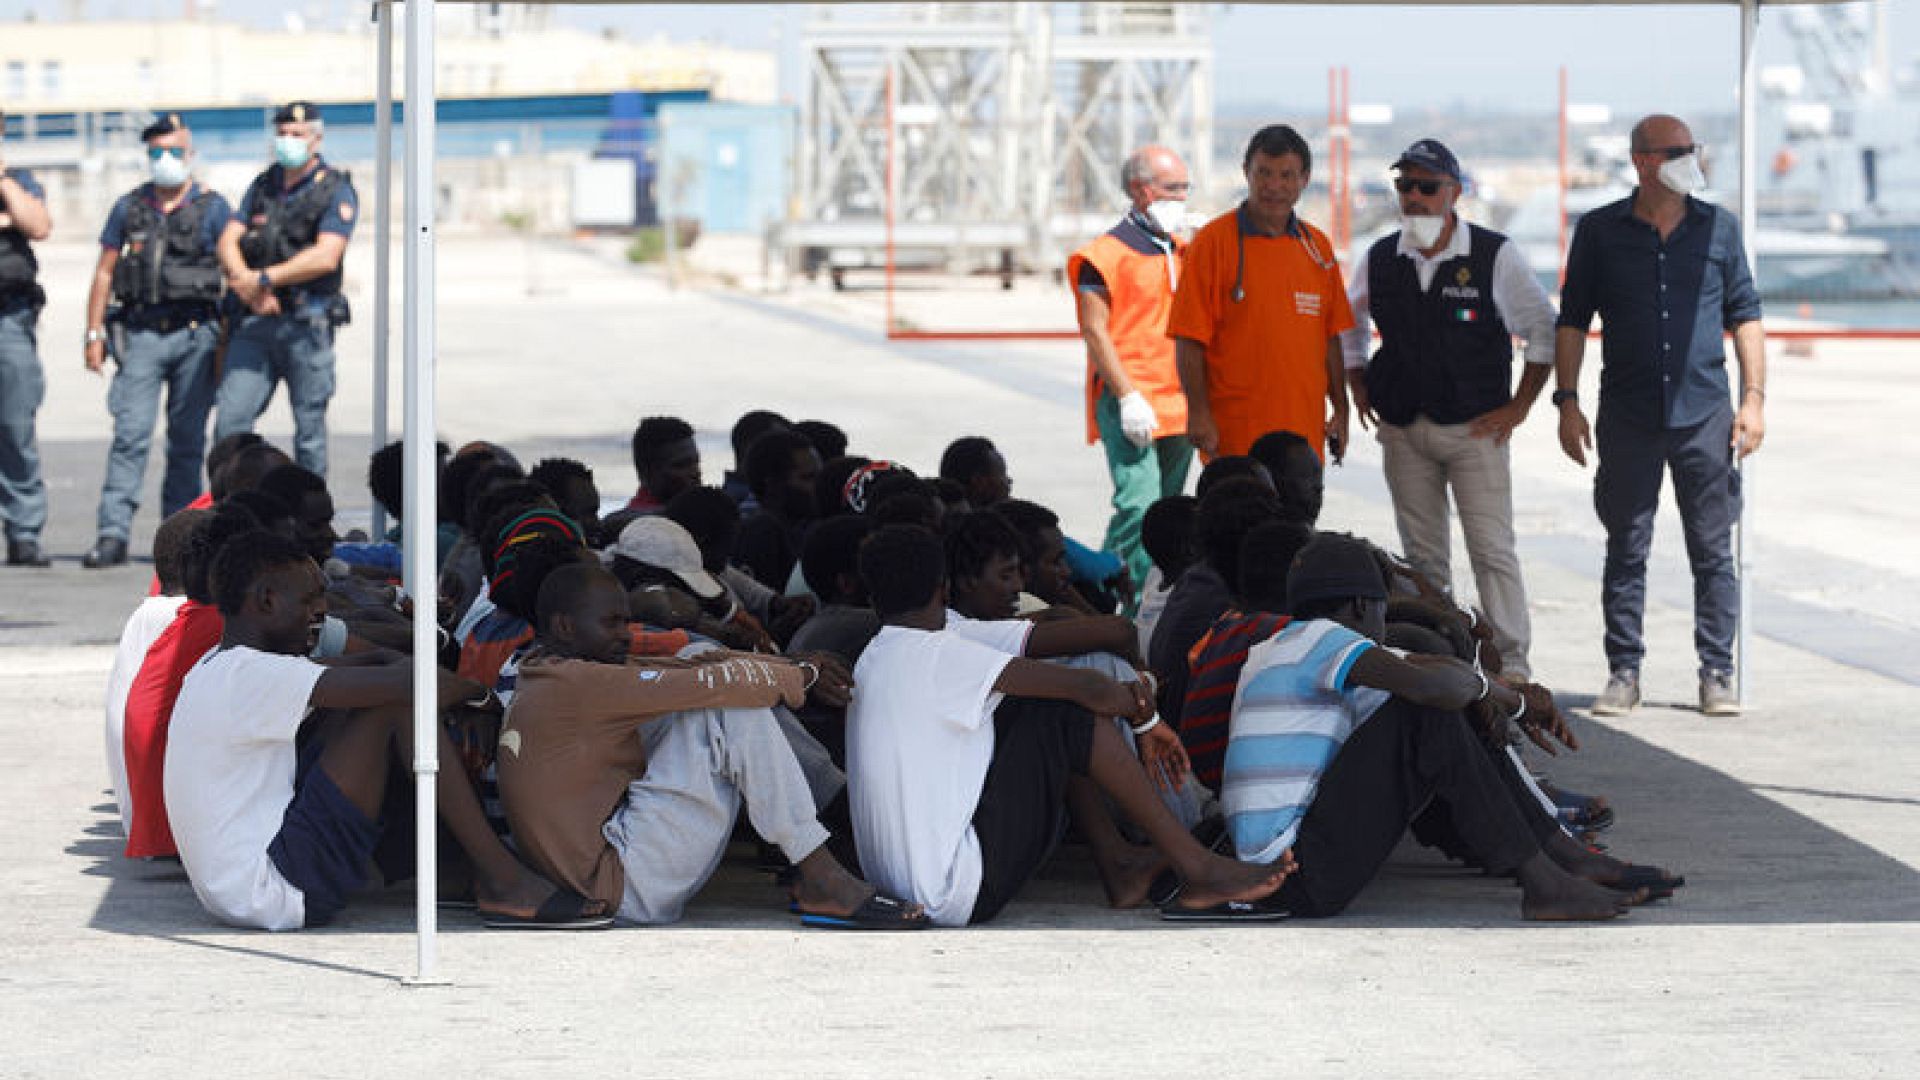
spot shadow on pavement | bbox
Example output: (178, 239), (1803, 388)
(75, 719), (1920, 940)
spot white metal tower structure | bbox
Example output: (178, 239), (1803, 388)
(793, 2), (1212, 278)
(1043, 4), (1212, 229)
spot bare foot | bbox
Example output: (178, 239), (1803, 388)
(1517, 853), (1637, 921)
(1097, 845), (1169, 909)
(1545, 834), (1681, 897)
(789, 847), (925, 920)
(473, 866), (609, 920)
(1170, 851), (1291, 911)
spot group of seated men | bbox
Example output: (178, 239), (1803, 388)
(104, 408), (1684, 932)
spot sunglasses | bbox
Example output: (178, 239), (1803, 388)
(146, 147), (185, 161)
(1393, 177), (1448, 196)
(1640, 143), (1702, 161)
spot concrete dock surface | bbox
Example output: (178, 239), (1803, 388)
(2, 237), (1916, 1078)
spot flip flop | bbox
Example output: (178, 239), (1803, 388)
(798, 892), (930, 931)
(1541, 783), (1616, 833)
(1612, 865), (1685, 898)
(482, 888), (614, 931)
(1146, 815), (1233, 906)
(1159, 895), (1291, 922)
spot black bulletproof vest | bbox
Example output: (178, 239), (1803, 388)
(0, 225), (37, 300)
(238, 165), (349, 296)
(1363, 223), (1514, 426)
(110, 189), (225, 308)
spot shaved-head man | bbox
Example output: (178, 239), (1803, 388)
(1067, 145), (1194, 606)
(1553, 113), (1766, 716)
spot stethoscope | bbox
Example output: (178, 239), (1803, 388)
(1230, 202), (1335, 303)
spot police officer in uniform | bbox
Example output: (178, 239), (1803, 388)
(1341, 139), (1558, 679)
(80, 114), (232, 569)
(214, 101), (357, 477)
(0, 105), (54, 567)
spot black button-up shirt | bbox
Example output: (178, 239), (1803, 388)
(1557, 192), (1763, 429)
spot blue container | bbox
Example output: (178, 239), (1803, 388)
(656, 102), (794, 235)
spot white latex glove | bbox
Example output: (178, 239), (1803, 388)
(1118, 391), (1159, 449)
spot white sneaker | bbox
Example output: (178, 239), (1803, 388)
(1591, 669), (1640, 716)
(1700, 670), (1741, 716)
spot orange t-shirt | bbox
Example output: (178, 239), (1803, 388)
(1166, 207), (1354, 459)
(1067, 229), (1187, 443)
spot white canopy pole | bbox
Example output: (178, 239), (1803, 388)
(402, 0), (445, 987)
(370, 1), (394, 541)
(1736, 0), (1758, 707)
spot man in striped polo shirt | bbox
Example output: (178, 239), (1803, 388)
(1218, 533), (1682, 921)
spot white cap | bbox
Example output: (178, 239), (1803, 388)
(605, 517), (724, 600)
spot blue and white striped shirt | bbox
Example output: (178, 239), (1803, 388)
(1222, 619), (1389, 865)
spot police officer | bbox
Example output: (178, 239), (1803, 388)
(79, 114), (232, 569)
(214, 101), (357, 477)
(1341, 139), (1558, 680)
(0, 105), (54, 567)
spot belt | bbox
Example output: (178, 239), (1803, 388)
(122, 309), (218, 334)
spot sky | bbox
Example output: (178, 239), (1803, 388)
(2, 1), (1913, 117)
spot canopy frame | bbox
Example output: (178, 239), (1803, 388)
(380, 0), (1803, 985)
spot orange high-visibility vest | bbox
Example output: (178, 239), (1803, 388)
(1067, 230), (1188, 444)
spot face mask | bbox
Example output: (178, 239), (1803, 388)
(148, 150), (190, 188)
(1144, 199), (1186, 236)
(1402, 212), (1446, 249)
(273, 134), (312, 170)
(1658, 153), (1706, 196)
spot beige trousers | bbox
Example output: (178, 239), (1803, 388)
(1377, 417), (1532, 678)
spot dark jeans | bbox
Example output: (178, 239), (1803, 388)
(1593, 401), (1741, 675)
(1275, 699), (1542, 918)
(967, 697), (1096, 925)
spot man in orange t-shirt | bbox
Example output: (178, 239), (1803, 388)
(1066, 145), (1192, 594)
(1168, 124), (1353, 462)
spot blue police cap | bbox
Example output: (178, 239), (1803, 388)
(273, 101), (321, 125)
(1392, 139), (1462, 182)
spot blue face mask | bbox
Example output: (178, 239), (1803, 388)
(273, 134), (312, 170)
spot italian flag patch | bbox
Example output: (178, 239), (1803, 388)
(1453, 308), (1480, 323)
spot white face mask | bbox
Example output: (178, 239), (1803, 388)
(1402, 212), (1447, 249)
(1658, 153), (1706, 196)
(1144, 199), (1187, 236)
(148, 149), (190, 188)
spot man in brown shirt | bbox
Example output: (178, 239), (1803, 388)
(498, 563), (924, 929)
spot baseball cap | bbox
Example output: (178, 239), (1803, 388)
(1392, 138), (1462, 182)
(1286, 533), (1387, 612)
(605, 517), (724, 601)
(273, 101), (322, 125)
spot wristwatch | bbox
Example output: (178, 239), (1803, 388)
(257, 270), (273, 290)
(84, 327), (107, 345)
(1550, 389), (1579, 408)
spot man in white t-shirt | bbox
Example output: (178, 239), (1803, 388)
(166, 529), (611, 931)
(846, 524), (1290, 925)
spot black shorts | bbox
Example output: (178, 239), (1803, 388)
(967, 697), (1096, 925)
(267, 738), (382, 927)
